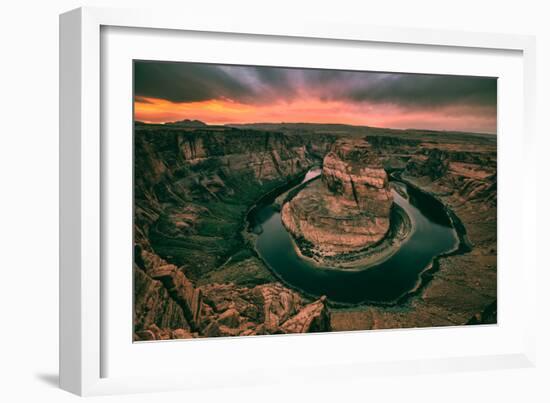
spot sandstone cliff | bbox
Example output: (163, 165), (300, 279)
(133, 124), (333, 339)
(134, 245), (331, 340)
(322, 139), (393, 215)
(404, 148), (497, 206)
(134, 126), (320, 278)
(281, 138), (394, 261)
(405, 149), (450, 180)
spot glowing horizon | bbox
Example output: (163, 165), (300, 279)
(134, 62), (497, 134)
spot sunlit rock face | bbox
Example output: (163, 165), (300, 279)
(281, 139), (394, 259)
(322, 139), (393, 215)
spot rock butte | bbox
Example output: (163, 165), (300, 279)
(281, 138), (394, 261)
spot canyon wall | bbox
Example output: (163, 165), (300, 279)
(133, 124), (334, 339)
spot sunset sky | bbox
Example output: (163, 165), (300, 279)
(134, 61), (497, 134)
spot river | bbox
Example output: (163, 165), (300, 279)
(247, 168), (460, 305)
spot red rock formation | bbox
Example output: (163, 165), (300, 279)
(281, 138), (394, 260)
(280, 296), (330, 333)
(198, 281), (330, 337)
(133, 265), (189, 333)
(405, 149), (450, 180)
(322, 139), (393, 214)
(134, 248), (331, 340)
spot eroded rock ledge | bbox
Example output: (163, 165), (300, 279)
(281, 138), (409, 267)
(134, 249), (331, 341)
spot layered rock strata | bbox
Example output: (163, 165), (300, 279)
(331, 142), (497, 330)
(281, 139), (396, 264)
(134, 247), (331, 341)
(134, 122), (497, 338)
(133, 124), (333, 340)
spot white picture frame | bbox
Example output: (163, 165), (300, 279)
(59, 6), (538, 396)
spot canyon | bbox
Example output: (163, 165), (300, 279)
(133, 121), (497, 340)
(134, 124), (334, 340)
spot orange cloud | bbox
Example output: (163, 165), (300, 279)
(134, 96), (496, 134)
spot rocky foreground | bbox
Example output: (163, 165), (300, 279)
(281, 139), (402, 266)
(135, 249), (330, 340)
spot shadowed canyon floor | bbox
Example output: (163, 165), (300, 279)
(133, 122), (497, 340)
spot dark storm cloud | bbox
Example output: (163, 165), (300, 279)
(134, 61), (496, 110)
(134, 61), (255, 103)
(344, 73), (497, 108)
(289, 69), (496, 109)
(219, 65), (300, 101)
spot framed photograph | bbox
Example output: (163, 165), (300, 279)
(60, 7), (537, 396)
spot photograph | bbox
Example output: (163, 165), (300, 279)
(132, 60), (497, 341)
(0, 0), (546, 400)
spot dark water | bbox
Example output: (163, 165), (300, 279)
(247, 169), (459, 305)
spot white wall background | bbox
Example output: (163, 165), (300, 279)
(0, 0), (547, 402)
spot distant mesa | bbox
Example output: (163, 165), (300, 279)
(165, 119), (208, 127)
(281, 138), (410, 268)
